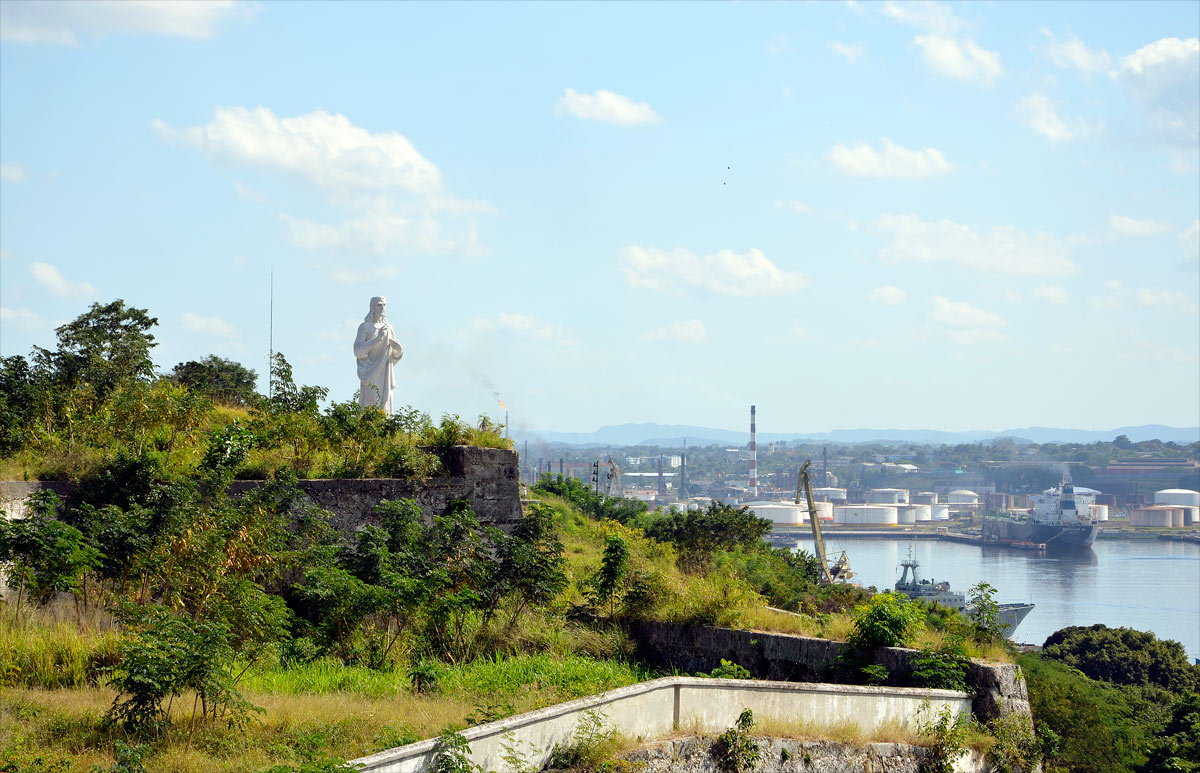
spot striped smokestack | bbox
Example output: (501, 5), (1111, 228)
(749, 404), (758, 497)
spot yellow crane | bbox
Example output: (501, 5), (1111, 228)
(795, 460), (856, 584)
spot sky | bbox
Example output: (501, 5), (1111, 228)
(1, 0), (1198, 437)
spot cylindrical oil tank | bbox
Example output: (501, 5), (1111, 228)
(1174, 509), (1185, 528)
(1185, 507), (1199, 525)
(896, 505), (918, 524)
(947, 489), (979, 505)
(812, 487), (847, 502)
(1131, 507), (1175, 527)
(912, 504), (932, 521)
(802, 500), (834, 521)
(1089, 504), (1109, 521)
(747, 503), (805, 525)
(913, 491), (938, 505)
(834, 505), (899, 525)
(1155, 489), (1200, 507)
(931, 503), (951, 520)
(868, 488), (908, 504)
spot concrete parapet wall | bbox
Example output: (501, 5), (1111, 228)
(626, 620), (1030, 725)
(1, 446), (521, 530)
(625, 737), (990, 772)
(352, 676), (971, 773)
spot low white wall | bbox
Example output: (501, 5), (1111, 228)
(351, 677), (971, 773)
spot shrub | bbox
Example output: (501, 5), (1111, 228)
(712, 708), (760, 773)
(848, 592), (925, 649)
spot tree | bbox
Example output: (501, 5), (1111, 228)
(586, 534), (629, 618)
(493, 502), (567, 624)
(0, 490), (102, 614)
(645, 501), (771, 571)
(37, 300), (158, 399)
(848, 591), (925, 648)
(1042, 624), (1200, 693)
(967, 581), (1005, 645)
(171, 355), (259, 406)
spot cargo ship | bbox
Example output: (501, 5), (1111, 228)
(982, 481), (1099, 548)
(895, 551), (1034, 638)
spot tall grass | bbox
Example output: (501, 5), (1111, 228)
(0, 611), (122, 688)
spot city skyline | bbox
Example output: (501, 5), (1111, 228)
(2, 1), (1197, 434)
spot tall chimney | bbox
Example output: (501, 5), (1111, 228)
(679, 438), (687, 501)
(749, 405), (758, 497)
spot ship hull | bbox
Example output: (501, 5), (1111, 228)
(983, 517), (1098, 548)
(999, 603), (1034, 638)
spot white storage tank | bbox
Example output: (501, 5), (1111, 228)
(1155, 489), (1200, 507)
(1131, 506), (1179, 527)
(947, 489), (980, 505)
(868, 488), (909, 505)
(802, 500), (834, 522)
(931, 503), (951, 520)
(834, 505), (899, 526)
(1185, 507), (1199, 526)
(1089, 504), (1109, 522)
(748, 502), (807, 525)
(811, 487), (847, 502)
(913, 491), (938, 505)
(912, 504), (932, 521)
(896, 505), (919, 524)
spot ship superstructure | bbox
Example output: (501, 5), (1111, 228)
(894, 550), (1034, 638)
(983, 481), (1099, 548)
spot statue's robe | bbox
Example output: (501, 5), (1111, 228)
(353, 318), (404, 414)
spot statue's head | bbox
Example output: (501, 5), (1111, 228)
(369, 296), (387, 319)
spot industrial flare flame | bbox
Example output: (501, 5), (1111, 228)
(497, 398), (507, 411)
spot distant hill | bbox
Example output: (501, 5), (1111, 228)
(514, 423), (1200, 448)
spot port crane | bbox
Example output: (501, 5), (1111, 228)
(795, 460), (855, 584)
(603, 458), (621, 496)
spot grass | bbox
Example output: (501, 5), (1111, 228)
(0, 611), (123, 689)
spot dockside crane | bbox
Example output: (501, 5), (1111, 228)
(795, 460), (856, 584)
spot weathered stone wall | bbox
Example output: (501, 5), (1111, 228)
(625, 620), (1031, 725)
(1, 446), (521, 530)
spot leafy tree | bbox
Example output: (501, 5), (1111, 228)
(493, 502), (567, 625)
(644, 501), (771, 571)
(848, 591), (925, 648)
(585, 534), (629, 618)
(418, 500), (498, 663)
(0, 355), (41, 453)
(1141, 691), (1200, 772)
(36, 300), (158, 400)
(0, 490), (101, 614)
(1042, 624), (1199, 693)
(171, 355), (259, 406)
(967, 581), (1005, 645)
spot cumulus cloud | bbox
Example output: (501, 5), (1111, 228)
(180, 312), (239, 338)
(0, 162), (27, 182)
(829, 41), (865, 63)
(0, 0), (256, 45)
(1032, 285), (1069, 305)
(826, 138), (953, 178)
(640, 320), (707, 343)
(1109, 37), (1200, 146)
(1016, 93), (1097, 142)
(875, 213), (1077, 276)
(928, 296), (1007, 344)
(867, 285), (908, 305)
(1041, 29), (1112, 76)
(1135, 287), (1198, 313)
(881, 1), (966, 35)
(554, 88), (661, 125)
(912, 35), (1004, 84)
(30, 261), (96, 298)
(155, 106), (488, 266)
(470, 313), (578, 346)
(1109, 214), (1171, 237)
(790, 324), (806, 338)
(619, 246), (808, 297)
(776, 200), (813, 215)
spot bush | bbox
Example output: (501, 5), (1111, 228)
(848, 592), (924, 649)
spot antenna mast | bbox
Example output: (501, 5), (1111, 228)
(268, 268), (274, 397)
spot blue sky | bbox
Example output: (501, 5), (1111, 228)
(1, 0), (1197, 436)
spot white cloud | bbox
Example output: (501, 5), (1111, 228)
(0, 162), (27, 182)
(776, 200), (813, 215)
(766, 34), (792, 56)
(180, 312), (239, 338)
(1136, 288), (1198, 313)
(875, 213), (1077, 276)
(867, 285), (908, 305)
(156, 106), (488, 263)
(1110, 37), (1200, 146)
(829, 41), (865, 63)
(29, 261), (96, 298)
(232, 180), (266, 202)
(0, 0), (256, 45)
(619, 246), (808, 297)
(1109, 214), (1171, 237)
(1041, 29), (1112, 76)
(1032, 285), (1069, 305)
(554, 88), (661, 126)
(154, 106), (442, 195)
(912, 35), (1004, 84)
(1180, 220), (1200, 256)
(0, 306), (39, 330)
(881, 1), (966, 35)
(790, 324), (806, 338)
(640, 320), (707, 344)
(1015, 93), (1096, 142)
(826, 138), (953, 178)
(928, 296), (1007, 344)
(470, 313), (578, 346)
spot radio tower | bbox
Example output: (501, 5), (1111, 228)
(749, 405), (759, 497)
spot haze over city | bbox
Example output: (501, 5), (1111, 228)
(2, 1), (1197, 435)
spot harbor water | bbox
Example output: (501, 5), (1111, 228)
(784, 534), (1200, 661)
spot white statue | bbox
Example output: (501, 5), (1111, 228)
(353, 296), (404, 414)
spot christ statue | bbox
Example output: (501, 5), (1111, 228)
(353, 296), (404, 414)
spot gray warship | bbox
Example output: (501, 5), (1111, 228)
(895, 551), (1033, 638)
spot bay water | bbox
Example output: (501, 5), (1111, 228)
(782, 535), (1200, 660)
